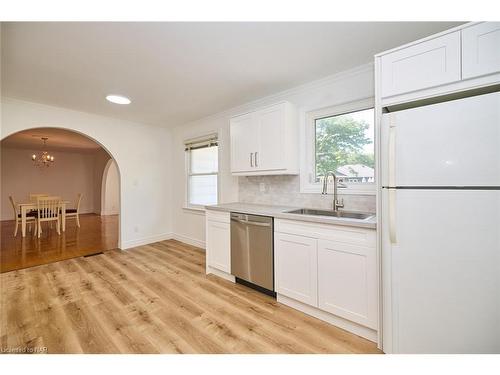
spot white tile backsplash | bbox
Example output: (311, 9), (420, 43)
(238, 175), (376, 213)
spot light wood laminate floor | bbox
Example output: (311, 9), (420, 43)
(1, 214), (118, 273)
(0, 239), (382, 354)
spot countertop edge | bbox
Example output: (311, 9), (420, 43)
(205, 204), (376, 229)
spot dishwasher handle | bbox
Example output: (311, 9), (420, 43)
(230, 218), (272, 227)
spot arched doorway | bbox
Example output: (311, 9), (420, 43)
(0, 127), (122, 272)
(101, 158), (120, 216)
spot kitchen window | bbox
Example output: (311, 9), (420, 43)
(301, 98), (375, 194)
(185, 134), (219, 209)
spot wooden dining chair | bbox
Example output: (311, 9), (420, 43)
(65, 193), (83, 227)
(34, 196), (62, 238)
(29, 193), (49, 201)
(9, 196), (36, 237)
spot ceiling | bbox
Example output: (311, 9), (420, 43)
(1, 128), (103, 153)
(1, 22), (464, 127)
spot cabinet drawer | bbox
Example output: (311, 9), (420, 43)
(205, 209), (230, 224)
(462, 22), (500, 79)
(275, 219), (375, 248)
(380, 31), (461, 98)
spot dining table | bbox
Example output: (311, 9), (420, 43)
(19, 200), (70, 237)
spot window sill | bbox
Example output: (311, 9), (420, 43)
(182, 205), (207, 214)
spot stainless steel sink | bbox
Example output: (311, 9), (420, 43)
(285, 208), (374, 220)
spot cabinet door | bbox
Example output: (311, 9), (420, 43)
(230, 113), (259, 173)
(381, 92), (500, 187)
(382, 189), (500, 353)
(380, 31), (461, 98)
(206, 220), (231, 273)
(254, 103), (285, 171)
(318, 239), (377, 329)
(462, 22), (500, 79)
(275, 233), (318, 306)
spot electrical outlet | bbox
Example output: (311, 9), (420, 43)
(259, 182), (266, 192)
(134, 225), (139, 233)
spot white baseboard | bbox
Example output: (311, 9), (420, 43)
(277, 294), (378, 343)
(121, 232), (173, 250)
(206, 266), (235, 282)
(171, 233), (205, 249)
(100, 210), (119, 216)
(120, 232), (205, 251)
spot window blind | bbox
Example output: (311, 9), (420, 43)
(184, 134), (218, 151)
(185, 133), (219, 207)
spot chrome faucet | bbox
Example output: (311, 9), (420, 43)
(321, 171), (345, 212)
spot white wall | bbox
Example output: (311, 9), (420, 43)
(1, 147), (106, 220)
(93, 148), (112, 214)
(0, 98), (173, 249)
(171, 116), (239, 248)
(101, 159), (120, 215)
(171, 63), (374, 248)
(1, 64), (374, 250)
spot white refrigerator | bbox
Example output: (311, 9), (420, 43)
(381, 91), (500, 353)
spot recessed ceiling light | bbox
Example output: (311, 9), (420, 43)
(106, 95), (131, 105)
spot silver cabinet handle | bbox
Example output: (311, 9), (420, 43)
(255, 152), (258, 167)
(250, 152), (254, 167)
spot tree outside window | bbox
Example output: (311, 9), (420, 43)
(315, 108), (374, 184)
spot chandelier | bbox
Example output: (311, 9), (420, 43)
(32, 137), (55, 167)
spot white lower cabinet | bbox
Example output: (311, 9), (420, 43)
(274, 233), (318, 306)
(318, 239), (377, 329)
(205, 211), (231, 275)
(274, 218), (377, 341)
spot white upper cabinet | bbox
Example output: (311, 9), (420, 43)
(254, 104), (285, 171)
(377, 23), (500, 104)
(380, 31), (461, 98)
(230, 102), (298, 176)
(230, 112), (258, 173)
(462, 22), (500, 80)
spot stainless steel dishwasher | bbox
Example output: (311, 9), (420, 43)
(230, 212), (275, 296)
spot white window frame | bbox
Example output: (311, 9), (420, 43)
(184, 133), (220, 211)
(300, 98), (376, 195)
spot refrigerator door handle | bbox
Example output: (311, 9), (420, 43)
(388, 114), (397, 187)
(389, 189), (397, 244)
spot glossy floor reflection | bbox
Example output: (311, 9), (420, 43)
(0, 214), (118, 273)
(0, 240), (382, 353)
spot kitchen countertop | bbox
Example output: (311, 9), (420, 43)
(205, 202), (376, 229)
